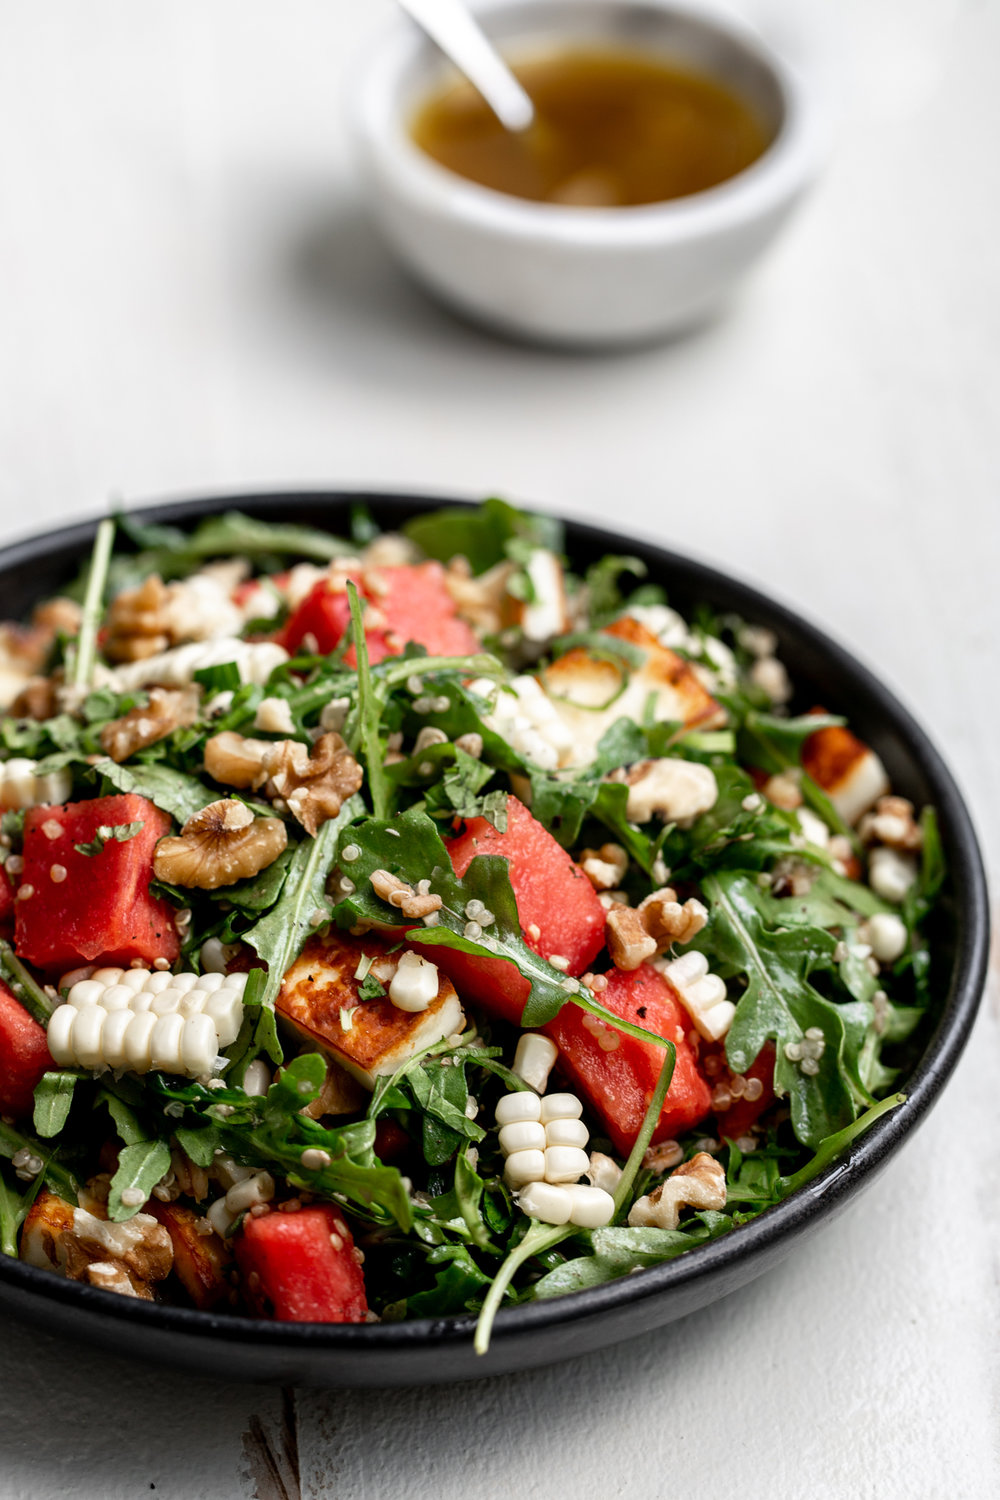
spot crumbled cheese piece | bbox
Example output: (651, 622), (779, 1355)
(0, 757), (72, 811)
(868, 847), (918, 905)
(112, 638), (289, 693)
(476, 673), (574, 772)
(253, 696), (296, 735)
(624, 759), (718, 826)
(519, 550), (569, 644)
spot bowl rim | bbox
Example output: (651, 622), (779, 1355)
(350, 0), (831, 247)
(0, 488), (989, 1373)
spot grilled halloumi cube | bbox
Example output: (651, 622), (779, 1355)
(277, 934), (465, 1090)
(801, 718), (890, 826)
(542, 616), (725, 768)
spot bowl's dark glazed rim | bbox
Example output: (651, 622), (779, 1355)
(0, 489), (989, 1373)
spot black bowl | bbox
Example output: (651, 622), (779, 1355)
(0, 490), (989, 1386)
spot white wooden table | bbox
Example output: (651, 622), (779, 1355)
(0, 3), (996, 1497)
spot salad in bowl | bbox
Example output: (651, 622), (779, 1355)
(0, 497), (949, 1356)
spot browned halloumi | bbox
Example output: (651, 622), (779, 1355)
(801, 716), (890, 826)
(147, 1200), (232, 1310)
(277, 933), (465, 1089)
(542, 616), (725, 767)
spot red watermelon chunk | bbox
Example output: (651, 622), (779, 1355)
(0, 864), (14, 936)
(277, 574), (364, 657)
(715, 1040), (776, 1141)
(437, 796), (606, 1026)
(0, 978), (54, 1119)
(15, 793), (180, 972)
(546, 964), (712, 1155)
(277, 562), (480, 666)
(235, 1203), (368, 1323)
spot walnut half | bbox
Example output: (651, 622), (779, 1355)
(204, 730), (363, 837)
(99, 686), (199, 763)
(627, 1152), (727, 1230)
(153, 799), (287, 889)
(266, 733), (363, 837)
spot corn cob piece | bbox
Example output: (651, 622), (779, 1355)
(46, 967), (247, 1077)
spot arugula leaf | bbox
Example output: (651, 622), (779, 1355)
(406, 1251), (494, 1316)
(701, 871), (873, 1146)
(778, 1092), (907, 1196)
(358, 971), (386, 1001)
(214, 846), (293, 914)
(90, 757), (217, 824)
(532, 1215), (731, 1298)
(33, 1072), (79, 1138)
(105, 509), (353, 593)
(193, 660), (242, 694)
(346, 581), (389, 820)
(173, 1123), (225, 1168)
(74, 820), (145, 857)
(403, 497), (562, 576)
(0, 939), (56, 1022)
(108, 1139), (172, 1222)
(217, 1054), (412, 1228)
(0, 1166), (35, 1258)
(98, 1084), (150, 1147)
(243, 801), (363, 1000)
(0, 1118), (79, 1205)
(582, 555), (648, 629)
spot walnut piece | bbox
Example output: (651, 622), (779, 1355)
(605, 886), (709, 971)
(204, 730), (363, 836)
(104, 569), (243, 664)
(580, 843), (629, 891)
(444, 556), (515, 636)
(33, 596), (83, 637)
(858, 794), (923, 852)
(153, 798), (287, 889)
(638, 889), (709, 947)
(370, 868), (443, 920)
(104, 575), (174, 662)
(627, 1151), (727, 1230)
(99, 686), (199, 763)
(203, 729), (272, 790)
(605, 905), (657, 971)
(266, 733), (364, 837)
(8, 674), (57, 720)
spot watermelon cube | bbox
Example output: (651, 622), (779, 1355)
(0, 978), (54, 1119)
(546, 964), (712, 1155)
(278, 562), (480, 666)
(437, 796), (606, 1026)
(15, 793), (180, 972)
(235, 1203), (369, 1323)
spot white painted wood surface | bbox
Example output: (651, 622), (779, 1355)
(0, 3), (996, 1496)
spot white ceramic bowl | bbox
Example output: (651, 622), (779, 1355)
(351, 0), (831, 346)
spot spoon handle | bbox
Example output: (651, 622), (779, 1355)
(397, 0), (535, 132)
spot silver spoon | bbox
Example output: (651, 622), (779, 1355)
(397, 0), (536, 132)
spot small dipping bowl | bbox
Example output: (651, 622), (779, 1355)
(351, 0), (831, 346)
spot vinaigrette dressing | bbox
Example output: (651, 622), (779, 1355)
(410, 48), (772, 207)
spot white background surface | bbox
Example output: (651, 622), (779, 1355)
(0, 2), (997, 1497)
